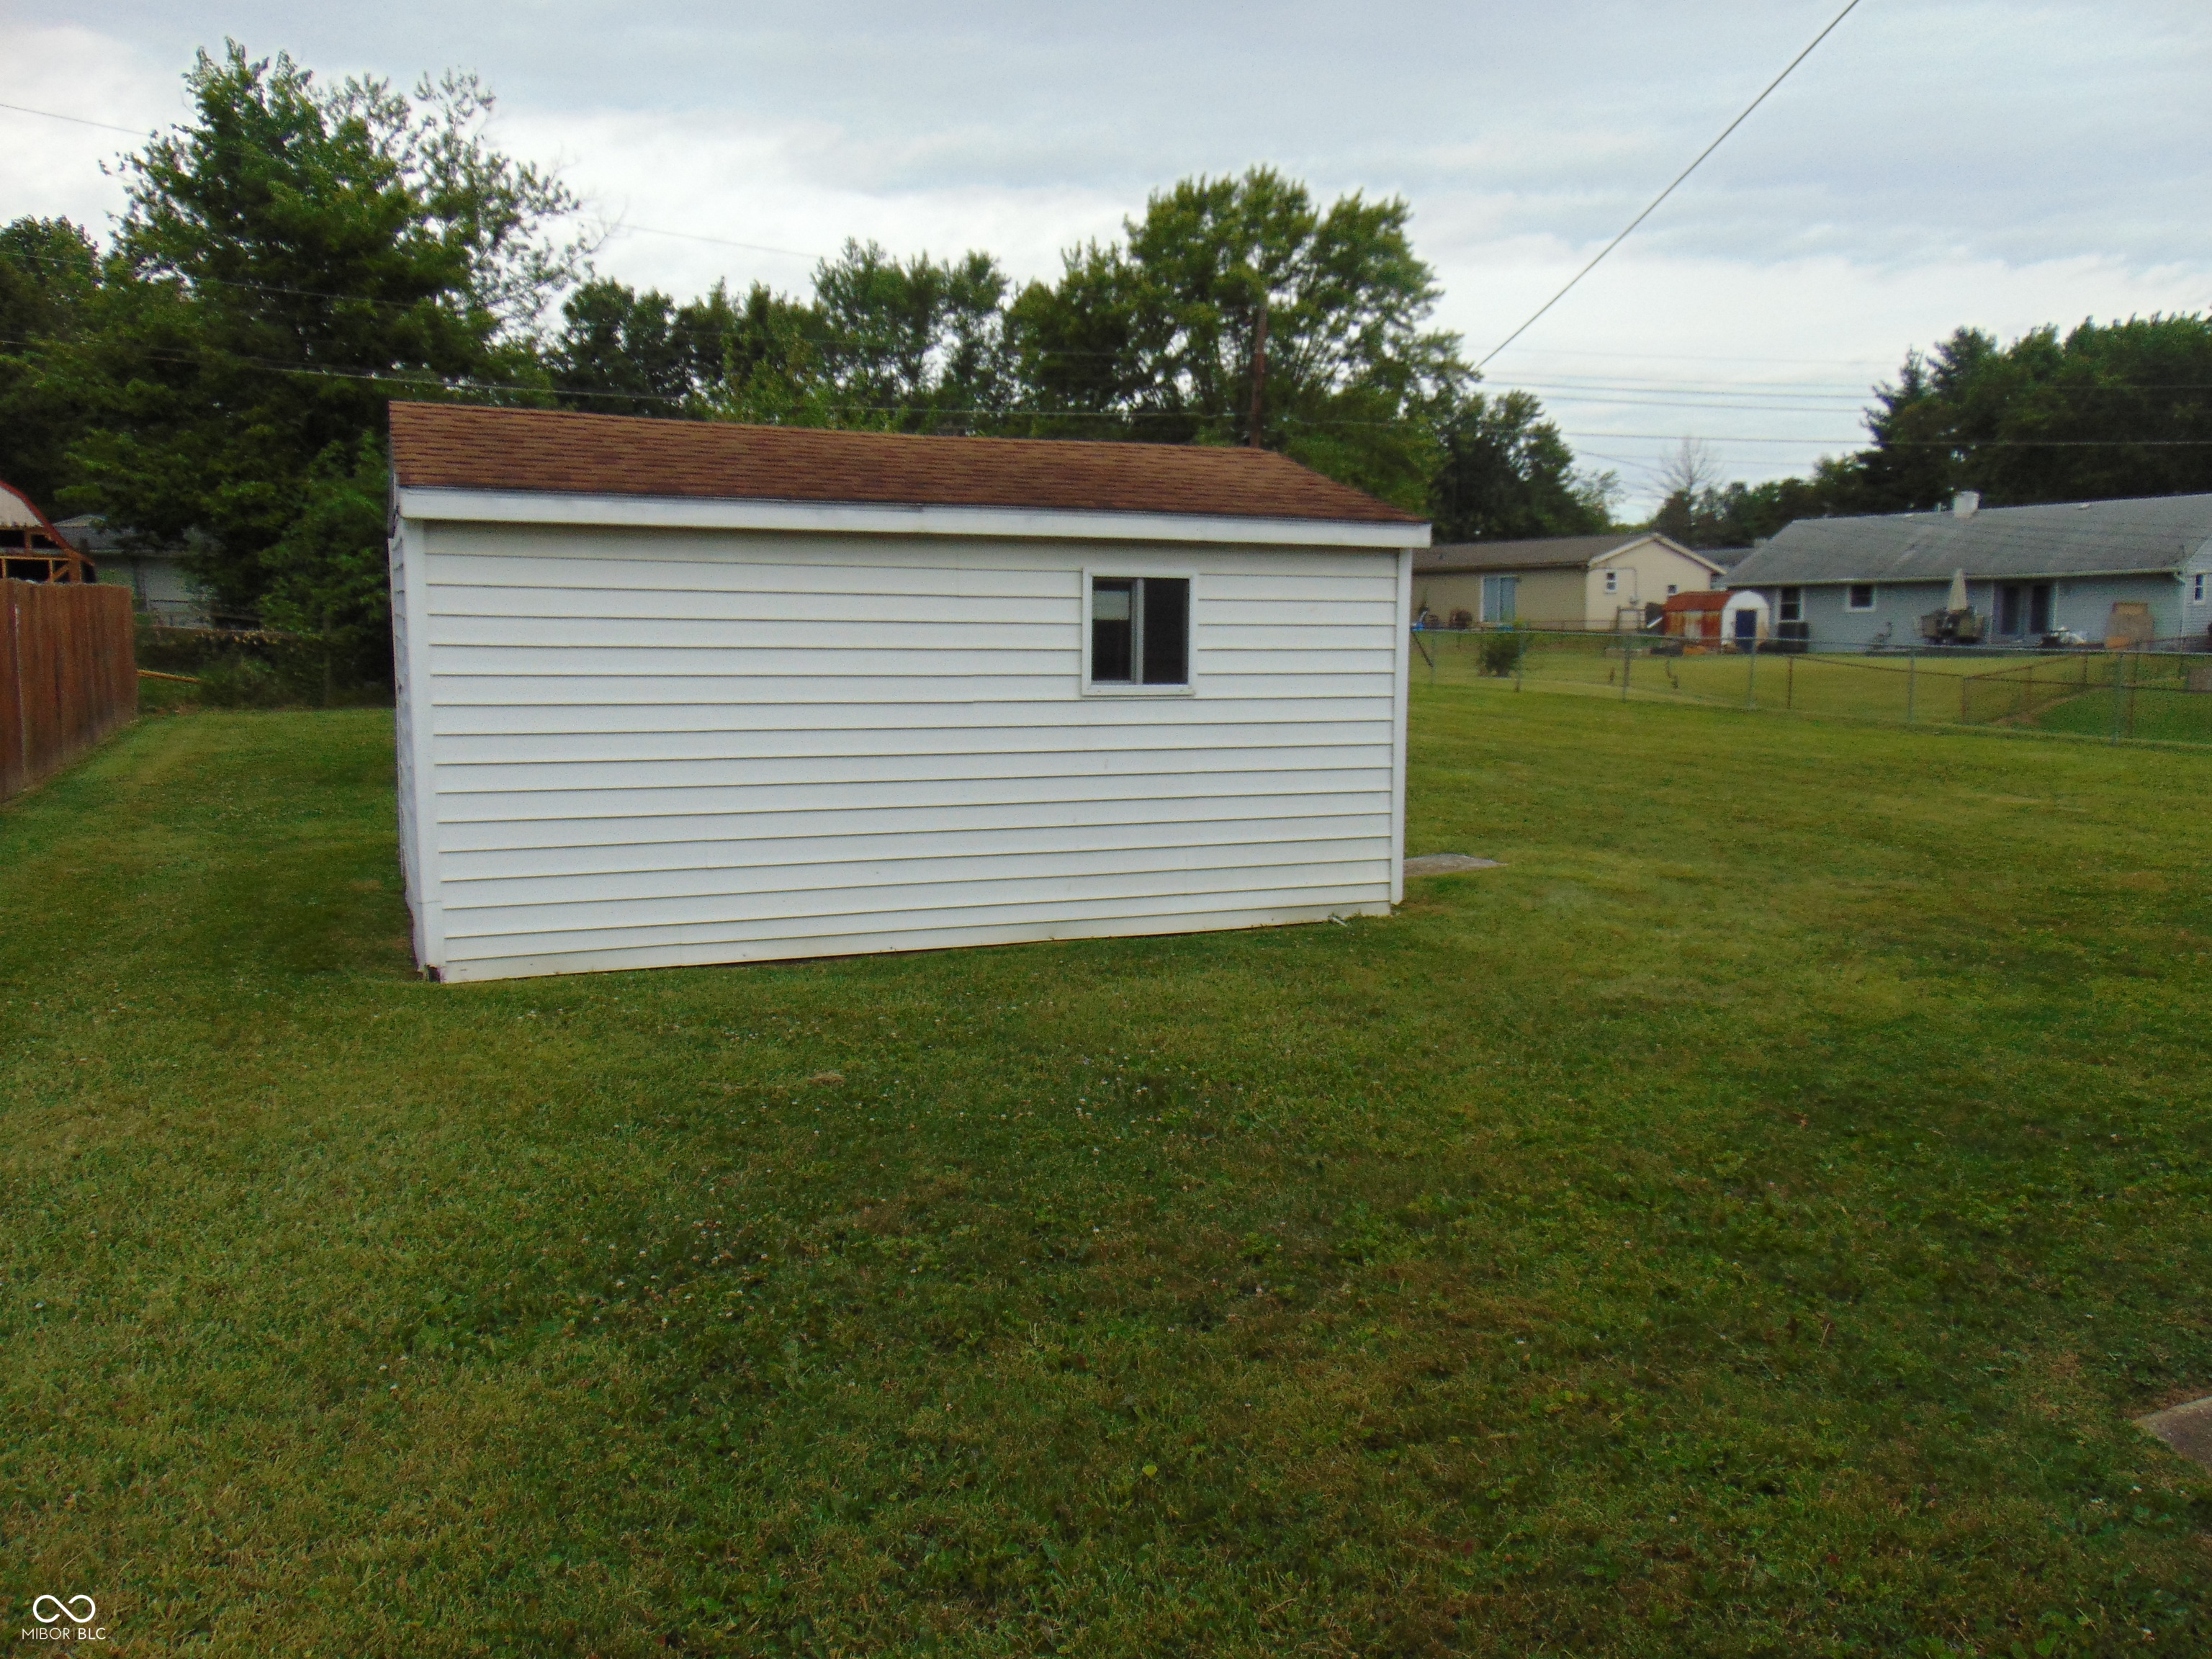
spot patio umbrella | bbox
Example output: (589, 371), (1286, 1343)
(1947, 568), (1970, 612)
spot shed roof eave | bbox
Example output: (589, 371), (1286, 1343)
(392, 485), (1431, 549)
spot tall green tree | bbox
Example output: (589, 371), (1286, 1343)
(689, 244), (1018, 433)
(47, 42), (583, 628)
(1652, 466), (1862, 548)
(0, 217), (102, 510)
(1007, 168), (1464, 510)
(807, 242), (1015, 432)
(549, 278), (755, 417)
(1668, 313), (2212, 541)
(1853, 316), (2212, 510)
(1427, 389), (1619, 541)
(259, 434), (393, 690)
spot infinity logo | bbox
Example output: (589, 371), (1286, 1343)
(30, 1595), (96, 1624)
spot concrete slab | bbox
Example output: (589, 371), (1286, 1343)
(1404, 853), (1504, 877)
(2135, 1396), (2212, 1470)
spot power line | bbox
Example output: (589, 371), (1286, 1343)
(607, 222), (824, 261)
(10, 240), (2193, 419)
(0, 95), (823, 264)
(1557, 432), (2212, 448)
(1488, 345), (1897, 369)
(1473, 0), (1866, 371)
(0, 99), (155, 137)
(5, 321), (2206, 448)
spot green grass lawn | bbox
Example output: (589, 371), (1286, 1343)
(2034, 687), (2212, 746)
(1417, 634), (2075, 730)
(6, 691), (2211, 1655)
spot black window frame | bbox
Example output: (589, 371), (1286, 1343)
(1085, 573), (1192, 692)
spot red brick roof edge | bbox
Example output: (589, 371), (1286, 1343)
(388, 403), (1422, 526)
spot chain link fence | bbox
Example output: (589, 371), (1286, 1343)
(1410, 627), (2212, 748)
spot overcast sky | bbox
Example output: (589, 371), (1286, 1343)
(6, 1), (2209, 509)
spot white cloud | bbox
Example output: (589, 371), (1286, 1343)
(5, 1), (2208, 510)
(0, 25), (182, 231)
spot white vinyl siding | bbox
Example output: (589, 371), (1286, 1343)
(400, 525), (1405, 982)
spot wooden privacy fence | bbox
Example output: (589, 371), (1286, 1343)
(0, 579), (138, 803)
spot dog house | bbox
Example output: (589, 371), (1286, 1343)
(1720, 589), (1770, 647)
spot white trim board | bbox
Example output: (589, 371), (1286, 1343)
(395, 487), (1431, 550)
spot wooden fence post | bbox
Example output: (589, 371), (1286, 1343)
(0, 582), (21, 799)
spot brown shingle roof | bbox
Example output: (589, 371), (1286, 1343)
(389, 403), (1421, 525)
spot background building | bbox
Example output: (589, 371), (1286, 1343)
(1413, 534), (1724, 631)
(1727, 493), (2212, 649)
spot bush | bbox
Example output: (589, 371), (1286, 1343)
(135, 621), (391, 709)
(195, 652), (291, 709)
(1479, 631), (1529, 676)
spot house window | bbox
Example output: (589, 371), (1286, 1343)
(1087, 575), (1190, 690)
(2195, 573), (2207, 604)
(1779, 587), (1803, 624)
(1665, 583), (1678, 597)
(1846, 583), (1876, 611)
(1480, 575), (1518, 624)
(1603, 571), (1619, 594)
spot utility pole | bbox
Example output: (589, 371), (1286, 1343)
(1246, 298), (1269, 449)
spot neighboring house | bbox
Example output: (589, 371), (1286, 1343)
(385, 403), (1429, 985)
(53, 516), (210, 624)
(1727, 491), (2212, 649)
(1413, 533), (1725, 630)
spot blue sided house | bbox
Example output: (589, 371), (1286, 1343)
(1727, 491), (2212, 649)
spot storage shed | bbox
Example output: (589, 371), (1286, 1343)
(387, 404), (1429, 984)
(1658, 588), (1729, 644)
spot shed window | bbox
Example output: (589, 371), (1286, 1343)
(1846, 583), (1876, 611)
(1089, 576), (1190, 688)
(1779, 586), (1804, 624)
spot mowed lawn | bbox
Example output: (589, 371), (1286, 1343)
(5, 688), (2211, 1657)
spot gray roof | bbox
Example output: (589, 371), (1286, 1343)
(1730, 493), (2212, 586)
(1420, 531), (1712, 575)
(52, 516), (187, 557)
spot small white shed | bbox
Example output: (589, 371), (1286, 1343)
(387, 404), (1429, 984)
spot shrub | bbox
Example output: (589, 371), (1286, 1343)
(135, 621), (390, 709)
(1479, 631), (1528, 676)
(195, 652), (289, 709)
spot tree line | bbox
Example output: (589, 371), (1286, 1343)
(0, 45), (1617, 681)
(2, 42), (2206, 681)
(1653, 313), (2212, 548)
